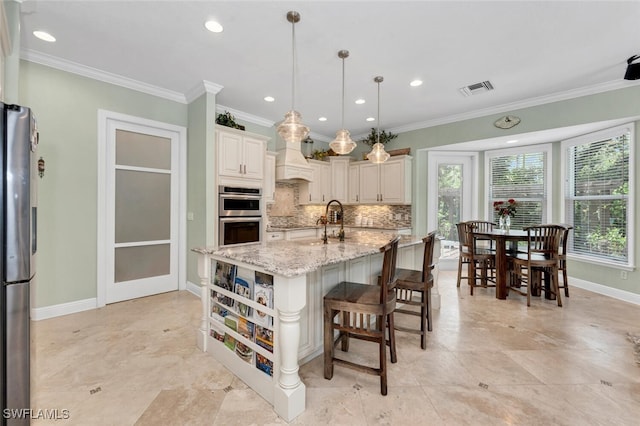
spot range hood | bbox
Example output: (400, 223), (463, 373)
(275, 144), (312, 182)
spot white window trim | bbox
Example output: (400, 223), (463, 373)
(560, 123), (635, 269)
(484, 143), (553, 223)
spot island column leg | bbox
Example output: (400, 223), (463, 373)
(196, 253), (210, 351)
(273, 275), (307, 422)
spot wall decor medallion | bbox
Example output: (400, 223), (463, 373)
(494, 115), (521, 129)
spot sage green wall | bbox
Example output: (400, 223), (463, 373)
(19, 60), (188, 308)
(389, 85), (640, 295)
(187, 94), (208, 287)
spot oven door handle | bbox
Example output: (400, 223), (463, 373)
(220, 194), (261, 201)
(219, 216), (262, 223)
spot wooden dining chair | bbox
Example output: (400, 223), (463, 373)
(392, 231), (436, 350)
(507, 225), (564, 307)
(455, 222), (473, 288)
(557, 224), (573, 297)
(468, 223), (497, 295)
(323, 236), (400, 395)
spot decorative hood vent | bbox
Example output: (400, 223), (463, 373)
(459, 80), (494, 97)
(275, 143), (312, 182)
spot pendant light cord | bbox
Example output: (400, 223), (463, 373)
(341, 56), (345, 129)
(291, 19), (296, 111)
(376, 79), (381, 144)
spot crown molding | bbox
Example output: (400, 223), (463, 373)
(20, 48), (188, 103)
(184, 80), (224, 104)
(387, 79), (640, 136)
(19, 48), (640, 137)
(216, 104), (275, 128)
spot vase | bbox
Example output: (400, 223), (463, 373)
(505, 215), (511, 231)
(499, 216), (505, 230)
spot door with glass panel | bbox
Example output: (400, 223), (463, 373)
(106, 124), (179, 303)
(428, 153), (474, 261)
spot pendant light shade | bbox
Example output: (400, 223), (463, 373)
(329, 50), (356, 155)
(367, 76), (390, 164)
(277, 11), (310, 144)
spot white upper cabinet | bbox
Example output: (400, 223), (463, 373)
(356, 155), (412, 205)
(348, 163), (360, 204)
(300, 159), (331, 204)
(264, 152), (277, 203)
(217, 127), (269, 186)
(330, 157), (350, 203)
(299, 157), (350, 205)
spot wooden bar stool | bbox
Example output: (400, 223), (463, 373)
(323, 236), (400, 395)
(393, 231), (436, 350)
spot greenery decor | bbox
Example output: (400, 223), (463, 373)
(216, 111), (245, 131)
(359, 128), (398, 147)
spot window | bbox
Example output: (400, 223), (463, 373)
(562, 124), (634, 267)
(486, 145), (552, 229)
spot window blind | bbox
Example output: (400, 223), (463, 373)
(489, 151), (547, 229)
(566, 132), (630, 264)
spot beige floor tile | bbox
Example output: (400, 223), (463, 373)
(30, 270), (640, 425)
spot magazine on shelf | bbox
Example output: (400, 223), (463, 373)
(256, 353), (273, 377)
(223, 333), (236, 351)
(209, 321), (225, 342)
(253, 271), (274, 326)
(255, 325), (273, 353)
(233, 276), (253, 317)
(224, 315), (238, 332)
(235, 317), (255, 364)
(213, 261), (236, 308)
(237, 317), (255, 341)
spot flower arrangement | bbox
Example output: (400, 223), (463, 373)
(493, 199), (518, 217)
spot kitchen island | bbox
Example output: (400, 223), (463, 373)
(193, 231), (435, 421)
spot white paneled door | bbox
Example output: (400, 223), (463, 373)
(98, 111), (186, 305)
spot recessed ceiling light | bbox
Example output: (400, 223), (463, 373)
(410, 79), (423, 87)
(366, 117), (375, 122)
(355, 99), (365, 105)
(33, 30), (56, 42)
(264, 96), (275, 102)
(318, 117), (327, 122)
(204, 20), (224, 33)
(506, 139), (519, 144)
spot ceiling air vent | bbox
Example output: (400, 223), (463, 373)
(459, 80), (494, 97)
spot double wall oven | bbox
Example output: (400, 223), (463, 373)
(218, 186), (262, 247)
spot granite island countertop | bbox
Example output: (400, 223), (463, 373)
(266, 225), (412, 232)
(193, 231), (423, 278)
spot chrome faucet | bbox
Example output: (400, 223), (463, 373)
(323, 199), (345, 244)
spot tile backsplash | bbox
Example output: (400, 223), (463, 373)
(266, 182), (411, 228)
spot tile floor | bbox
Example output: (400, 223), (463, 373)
(31, 271), (640, 425)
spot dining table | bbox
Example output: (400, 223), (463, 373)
(471, 229), (528, 299)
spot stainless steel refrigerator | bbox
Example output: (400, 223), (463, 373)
(1, 103), (38, 425)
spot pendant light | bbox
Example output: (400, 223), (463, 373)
(276, 11), (310, 144)
(367, 76), (391, 163)
(329, 50), (356, 155)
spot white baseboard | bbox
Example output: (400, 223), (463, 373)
(30, 276), (638, 322)
(31, 298), (97, 321)
(186, 280), (202, 298)
(569, 277), (640, 305)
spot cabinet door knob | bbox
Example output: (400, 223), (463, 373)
(243, 164), (247, 174)
(239, 164), (243, 174)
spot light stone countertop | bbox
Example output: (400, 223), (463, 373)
(192, 231), (423, 278)
(266, 225), (412, 232)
